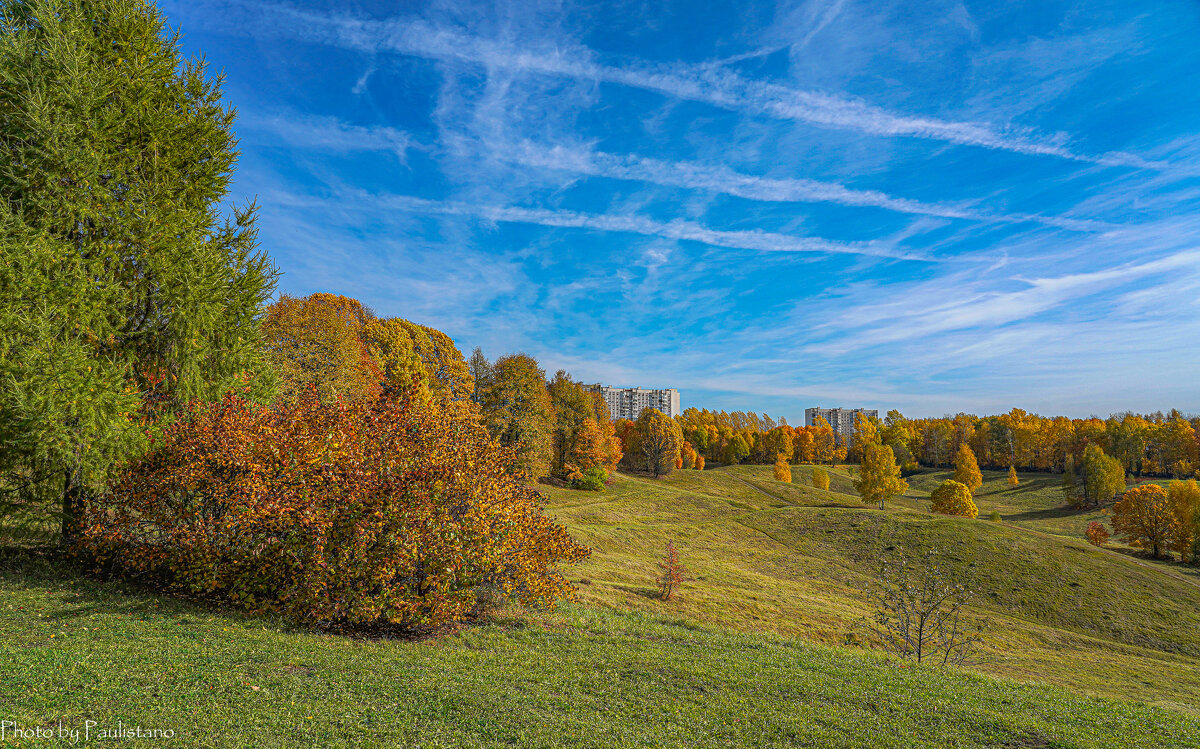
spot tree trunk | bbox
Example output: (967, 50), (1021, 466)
(60, 469), (84, 546)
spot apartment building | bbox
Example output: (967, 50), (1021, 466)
(804, 407), (879, 446)
(588, 384), (681, 421)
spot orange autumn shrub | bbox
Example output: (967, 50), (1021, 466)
(81, 387), (589, 629)
(1085, 521), (1110, 547)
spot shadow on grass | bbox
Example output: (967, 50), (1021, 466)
(1106, 546), (1200, 577)
(0, 543), (542, 642)
(1005, 505), (1087, 523)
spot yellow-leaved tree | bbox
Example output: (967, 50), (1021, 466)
(853, 442), (908, 510)
(953, 443), (982, 494)
(930, 480), (978, 518)
(812, 467), (830, 490)
(1167, 479), (1200, 562)
(630, 409), (683, 478)
(1007, 465), (1019, 487)
(773, 455), (791, 483)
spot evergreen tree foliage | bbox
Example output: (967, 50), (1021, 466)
(0, 0), (277, 539)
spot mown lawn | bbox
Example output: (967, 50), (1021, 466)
(0, 551), (1196, 748)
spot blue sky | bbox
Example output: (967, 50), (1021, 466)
(161, 0), (1200, 420)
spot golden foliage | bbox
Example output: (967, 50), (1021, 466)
(263, 294), (379, 403)
(853, 443), (908, 510)
(812, 467), (830, 490)
(1007, 465), (1019, 487)
(1167, 479), (1200, 562)
(930, 480), (979, 518)
(773, 456), (791, 483)
(630, 409), (683, 478)
(952, 444), (983, 494)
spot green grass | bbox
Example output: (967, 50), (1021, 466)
(901, 468), (1200, 584)
(538, 465), (1200, 713)
(0, 551), (1196, 748)
(3, 465), (1200, 746)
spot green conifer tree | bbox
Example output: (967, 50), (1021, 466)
(0, 0), (276, 540)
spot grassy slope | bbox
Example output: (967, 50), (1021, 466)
(902, 468), (1200, 583)
(538, 466), (1200, 713)
(1, 554), (1196, 749)
(3, 466), (1199, 746)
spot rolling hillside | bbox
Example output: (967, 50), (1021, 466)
(538, 465), (1200, 713)
(2, 465), (1198, 747)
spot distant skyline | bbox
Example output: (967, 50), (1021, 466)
(162, 0), (1200, 420)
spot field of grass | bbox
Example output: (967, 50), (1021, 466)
(3, 464), (1199, 746)
(1, 550), (1197, 748)
(538, 465), (1200, 713)
(900, 468), (1200, 583)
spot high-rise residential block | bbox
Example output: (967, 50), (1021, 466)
(588, 385), (681, 421)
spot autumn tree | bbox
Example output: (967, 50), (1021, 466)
(264, 294), (378, 403)
(681, 442), (697, 469)
(547, 371), (596, 477)
(1007, 466), (1019, 487)
(1080, 444), (1126, 509)
(812, 467), (830, 490)
(848, 412), (880, 463)
(722, 433), (750, 465)
(1085, 521), (1109, 547)
(631, 409), (683, 478)
(811, 416), (836, 465)
(1062, 446), (1124, 509)
(479, 354), (555, 481)
(468, 347), (492, 405)
(794, 429), (815, 463)
(930, 480), (978, 518)
(1111, 484), (1177, 559)
(854, 443), (908, 510)
(80, 387), (590, 628)
(1167, 479), (1200, 563)
(0, 0), (278, 541)
(361, 317), (427, 394)
(952, 444), (982, 494)
(657, 541), (686, 601)
(773, 456), (792, 483)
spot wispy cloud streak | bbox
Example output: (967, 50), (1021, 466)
(351, 192), (927, 260)
(231, 3), (1161, 168)
(505, 142), (1111, 230)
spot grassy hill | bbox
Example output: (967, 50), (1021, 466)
(2, 465), (1199, 747)
(537, 465), (1200, 712)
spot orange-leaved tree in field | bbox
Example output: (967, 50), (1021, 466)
(1007, 465), (1019, 487)
(1110, 484), (1178, 559)
(1085, 521), (1109, 547)
(80, 386), (589, 629)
